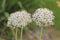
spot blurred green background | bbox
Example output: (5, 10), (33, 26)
(0, 0), (60, 39)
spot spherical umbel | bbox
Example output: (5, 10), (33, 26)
(7, 10), (32, 28)
(32, 8), (55, 27)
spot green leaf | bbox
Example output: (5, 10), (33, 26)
(4, 12), (9, 19)
(0, 0), (6, 13)
(0, 0), (3, 12)
(17, 1), (25, 10)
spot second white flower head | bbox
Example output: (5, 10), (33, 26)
(32, 8), (55, 27)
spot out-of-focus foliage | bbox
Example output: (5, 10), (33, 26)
(0, 0), (60, 38)
(20, 0), (60, 30)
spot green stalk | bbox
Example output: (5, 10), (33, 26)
(17, 1), (25, 10)
(10, 27), (16, 40)
(15, 27), (18, 40)
(20, 27), (23, 40)
(40, 27), (43, 40)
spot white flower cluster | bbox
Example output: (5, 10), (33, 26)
(7, 10), (32, 28)
(32, 8), (55, 27)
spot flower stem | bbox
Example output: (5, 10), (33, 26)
(15, 27), (18, 40)
(20, 27), (23, 40)
(40, 27), (43, 40)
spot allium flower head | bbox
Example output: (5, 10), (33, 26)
(32, 8), (55, 27)
(7, 10), (32, 28)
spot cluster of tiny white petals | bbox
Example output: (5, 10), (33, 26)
(32, 8), (55, 27)
(7, 10), (32, 28)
